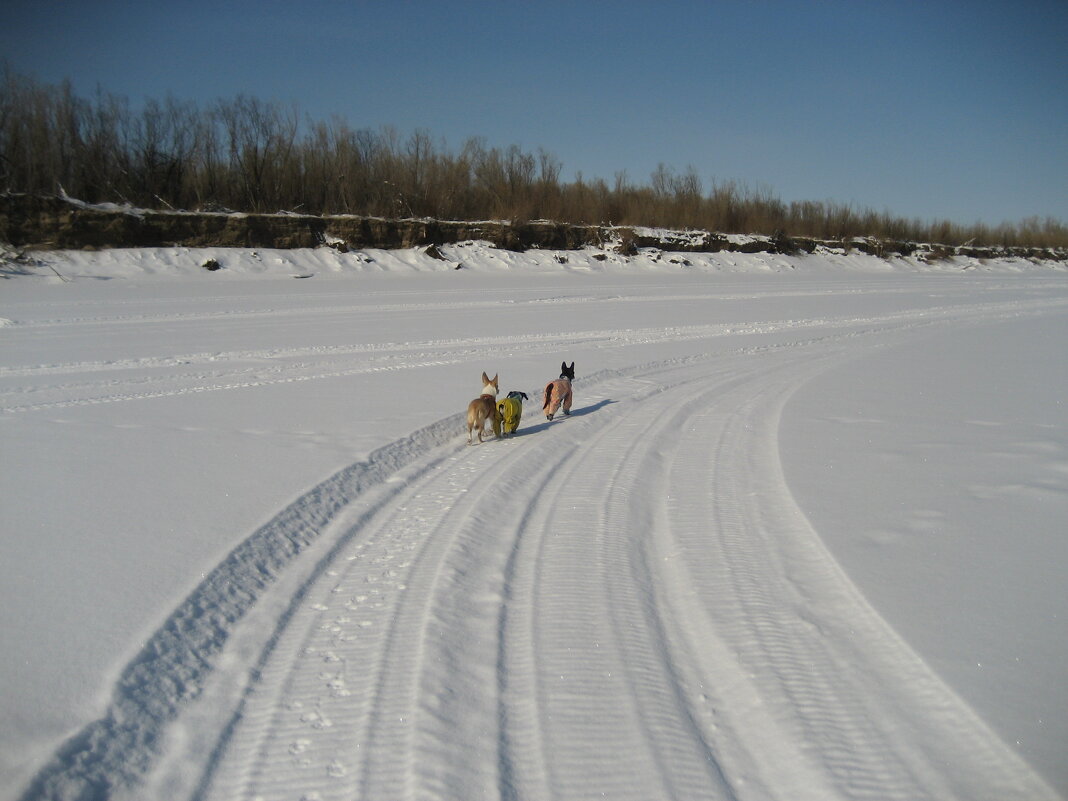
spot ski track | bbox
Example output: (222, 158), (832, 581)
(17, 296), (1063, 801)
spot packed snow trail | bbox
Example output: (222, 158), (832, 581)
(13, 285), (1064, 801)
(110, 332), (1051, 800)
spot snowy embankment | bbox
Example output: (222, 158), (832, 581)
(1, 242), (1066, 801)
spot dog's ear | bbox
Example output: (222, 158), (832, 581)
(491, 374), (498, 387)
(482, 371), (490, 384)
(560, 361), (567, 374)
(521, 392), (529, 400)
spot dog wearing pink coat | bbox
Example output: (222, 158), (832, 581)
(543, 361), (575, 421)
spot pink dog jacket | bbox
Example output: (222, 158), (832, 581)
(543, 378), (572, 416)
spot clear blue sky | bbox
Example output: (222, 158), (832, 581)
(3, 0), (1066, 225)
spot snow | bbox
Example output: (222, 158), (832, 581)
(1, 242), (1066, 801)
(630, 227), (712, 247)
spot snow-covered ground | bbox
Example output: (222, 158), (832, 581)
(2, 242), (1066, 801)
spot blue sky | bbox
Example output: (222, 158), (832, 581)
(3, 0), (1066, 225)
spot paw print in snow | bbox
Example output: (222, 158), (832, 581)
(327, 678), (351, 697)
(327, 760), (348, 778)
(301, 709), (333, 729)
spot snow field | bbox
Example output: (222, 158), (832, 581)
(2, 244), (1066, 800)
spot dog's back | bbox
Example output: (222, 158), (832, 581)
(542, 378), (570, 408)
(467, 371), (501, 444)
(497, 392), (526, 434)
(543, 362), (575, 414)
(468, 394), (497, 430)
(543, 363), (574, 420)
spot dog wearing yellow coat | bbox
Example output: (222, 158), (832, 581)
(497, 391), (529, 436)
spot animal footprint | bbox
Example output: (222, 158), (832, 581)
(327, 760), (348, 778)
(289, 738), (312, 755)
(301, 710), (333, 729)
(327, 678), (351, 697)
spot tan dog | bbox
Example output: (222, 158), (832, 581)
(466, 372), (502, 444)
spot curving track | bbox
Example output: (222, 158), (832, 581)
(14, 286), (1063, 801)
(182, 336), (1051, 800)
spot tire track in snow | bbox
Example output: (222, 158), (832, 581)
(7, 298), (1064, 414)
(655, 355), (923, 800)
(196, 336), (1055, 800)
(640, 350), (1057, 801)
(0, 280), (958, 330)
(16, 413), (467, 801)
(526, 371), (741, 800)
(193, 369), (738, 801)
(20, 308), (1062, 801)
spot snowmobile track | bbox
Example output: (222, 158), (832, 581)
(190, 330), (1053, 801)
(19, 302), (1062, 801)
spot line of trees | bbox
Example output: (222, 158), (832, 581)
(2, 66), (1065, 248)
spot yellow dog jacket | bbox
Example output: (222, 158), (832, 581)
(497, 392), (527, 435)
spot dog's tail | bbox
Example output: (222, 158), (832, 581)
(543, 381), (553, 410)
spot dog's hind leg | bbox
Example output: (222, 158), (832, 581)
(543, 383), (557, 420)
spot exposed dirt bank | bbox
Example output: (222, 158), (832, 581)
(3, 193), (1066, 262)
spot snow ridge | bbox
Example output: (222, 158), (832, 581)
(16, 411), (466, 801)
(15, 363), (649, 800)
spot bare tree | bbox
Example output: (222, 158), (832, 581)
(1, 68), (1065, 247)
